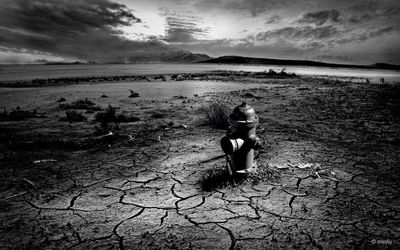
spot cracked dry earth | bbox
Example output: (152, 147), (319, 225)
(1, 78), (400, 249)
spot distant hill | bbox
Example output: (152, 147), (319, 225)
(199, 55), (400, 70)
(159, 50), (211, 63)
(33, 49), (211, 65)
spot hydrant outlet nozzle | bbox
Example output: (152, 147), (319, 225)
(221, 137), (244, 154)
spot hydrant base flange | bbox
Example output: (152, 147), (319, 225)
(235, 161), (257, 174)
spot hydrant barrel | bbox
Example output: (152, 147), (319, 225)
(221, 102), (259, 173)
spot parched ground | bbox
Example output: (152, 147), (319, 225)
(0, 75), (399, 249)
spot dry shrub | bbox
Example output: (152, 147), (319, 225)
(201, 164), (280, 192)
(59, 98), (102, 111)
(94, 121), (120, 136)
(0, 107), (39, 121)
(94, 105), (140, 123)
(200, 102), (230, 129)
(151, 112), (164, 119)
(60, 110), (86, 122)
(201, 167), (243, 191)
(129, 89), (139, 98)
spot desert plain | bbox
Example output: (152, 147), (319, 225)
(0, 71), (399, 249)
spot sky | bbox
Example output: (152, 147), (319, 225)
(0, 0), (399, 64)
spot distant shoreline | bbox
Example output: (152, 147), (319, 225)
(198, 56), (400, 71)
(0, 70), (298, 88)
(1, 61), (399, 71)
(1, 64), (399, 86)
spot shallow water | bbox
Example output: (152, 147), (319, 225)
(1, 63), (399, 83)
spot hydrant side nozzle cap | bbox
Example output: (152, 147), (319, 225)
(229, 102), (258, 124)
(221, 136), (234, 154)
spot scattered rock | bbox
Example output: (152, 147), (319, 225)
(241, 92), (261, 99)
(129, 89), (140, 98)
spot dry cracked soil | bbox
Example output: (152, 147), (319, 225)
(0, 74), (399, 249)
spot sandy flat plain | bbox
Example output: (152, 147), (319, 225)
(0, 71), (399, 249)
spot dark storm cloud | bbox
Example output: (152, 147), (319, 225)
(348, 0), (379, 12)
(0, 0), (141, 35)
(193, 0), (292, 16)
(256, 25), (340, 41)
(163, 16), (209, 43)
(348, 13), (372, 24)
(0, 0), (187, 62)
(297, 10), (341, 26)
(265, 15), (281, 24)
(369, 26), (396, 38)
(335, 26), (396, 45)
(384, 6), (400, 16)
(347, 0), (400, 23)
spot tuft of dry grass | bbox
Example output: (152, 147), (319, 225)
(94, 105), (140, 123)
(60, 110), (86, 123)
(201, 167), (242, 191)
(151, 112), (164, 119)
(201, 164), (280, 191)
(59, 98), (102, 111)
(0, 107), (40, 121)
(199, 102), (230, 130)
(129, 89), (139, 98)
(93, 121), (120, 136)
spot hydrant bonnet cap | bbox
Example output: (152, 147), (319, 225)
(229, 102), (258, 125)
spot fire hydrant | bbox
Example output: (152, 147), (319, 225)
(221, 102), (260, 174)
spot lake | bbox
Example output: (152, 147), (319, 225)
(1, 63), (399, 83)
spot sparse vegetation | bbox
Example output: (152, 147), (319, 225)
(201, 167), (243, 191)
(129, 89), (139, 98)
(94, 105), (140, 123)
(173, 95), (186, 99)
(199, 102), (230, 129)
(94, 120), (120, 136)
(0, 107), (40, 121)
(201, 164), (280, 191)
(151, 112), (164, 119)
(60, 110), (86, 122)
(241, 92), (262, 99)
(59, 98), (102, 111)
(93, 105), (139, 136)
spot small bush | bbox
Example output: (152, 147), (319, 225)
(200, 102), (230, 129)
(59, 98), (102, 111)
(201, 167), (242, 191)
(94, 121), (120, 135)
(201, 165), (280, 191)
(129, 89), (139, 98)
(94, 105), (140, 123)
(0, 107), (39, 121)
(173, 95), (186, 99)
(151, 112), (164, 119)
(60, 111), (86, 122)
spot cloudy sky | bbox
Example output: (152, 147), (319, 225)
(0, 0), (399, 64)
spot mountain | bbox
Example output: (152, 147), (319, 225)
(159, 50), (211, 63)
(199, 55), (400, 70)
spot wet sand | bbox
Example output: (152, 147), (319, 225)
(0, 72), (399, 249)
